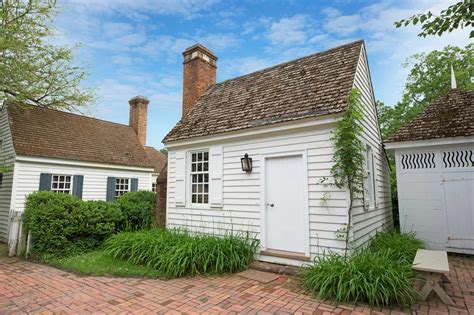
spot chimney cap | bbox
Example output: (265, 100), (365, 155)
(183, 44), (217, 61)
(129, 95), (150, 105)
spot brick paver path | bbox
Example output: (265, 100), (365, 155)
(0, 255), (473, 314)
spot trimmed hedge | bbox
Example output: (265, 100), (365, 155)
(105, 229), (259, 278)
(116, 190), (156, 231)
(23, 192), (122, 258)
(22, 190), (156, 259)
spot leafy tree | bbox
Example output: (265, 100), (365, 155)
(395, 1), (473, 38)
(379, 44), (473, 140)
(0, 0), (93, 111)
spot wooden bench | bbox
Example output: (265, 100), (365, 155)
(412, 249), (454, 306)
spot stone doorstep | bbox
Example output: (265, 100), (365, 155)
(249, 261), (300, 276)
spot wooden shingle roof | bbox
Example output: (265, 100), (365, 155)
(386, 89), (474, 143)
(144, 146), (167, 173)
(7, 104), (153, 168)
(163, 40), (364, 143)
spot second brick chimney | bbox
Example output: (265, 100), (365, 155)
(182, 44), (217, 117)
(129, 95), (149, 146)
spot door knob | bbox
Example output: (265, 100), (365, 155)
(266, 203), (274, 207)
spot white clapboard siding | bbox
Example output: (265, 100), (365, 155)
(351, 44), (393, 250)
(166, 123), (352, 258)
(0, 110), (16, 242)
(12, 159), (152, 213)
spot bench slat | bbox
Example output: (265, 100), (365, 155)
(412, 249), (450, 274)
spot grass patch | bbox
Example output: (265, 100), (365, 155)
(300, 231), (424, 306)
(49, 250), (163, 278)
(105, 228), (259, 278)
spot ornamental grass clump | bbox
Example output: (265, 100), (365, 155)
(300, 231), (424, 307)
(300, 249), (419, 306)
(104, 229), (259, 278)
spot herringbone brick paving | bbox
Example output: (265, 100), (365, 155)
(0, 255), (473, 314)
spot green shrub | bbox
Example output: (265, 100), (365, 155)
(105, 229), (259, 278)
(300, 250), (419, 306)
(369, 231), (424, 263)
(116, 191), (156, 231)
(23, 191), (122, 258)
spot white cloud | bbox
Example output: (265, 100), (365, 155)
(103, 22), (134, 38)
(219, 56), (277, 79)
(266, 15), (312, 46)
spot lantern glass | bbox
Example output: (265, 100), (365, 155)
(241, 153), (252, 172)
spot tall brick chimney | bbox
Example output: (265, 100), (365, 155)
(182, 44), (217, 117)
(129, 95), (149, 146)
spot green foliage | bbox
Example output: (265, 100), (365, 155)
(300, 231), (423, 306)
(105, 229), (259, 278)
(0, 0), (93, 110)
(395, 1), (473, 39)
(331, 88), (366, 197)
(49, 250), (162, 278)
(116, 191), (156, 231)
(378, 45), (473, 141)
(22, 191), (122, 258)
(369, 231), (424, 263)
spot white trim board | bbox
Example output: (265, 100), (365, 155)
(15, 155), (154, 172)
(385, 136), (474, 150)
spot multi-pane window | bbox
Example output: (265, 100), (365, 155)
(190, 151), (209, 204)
(364, 146), (376, 209)
(115, 178), (130, 198)
(51, 175), (72, 194)
(152, 182), (157, 192)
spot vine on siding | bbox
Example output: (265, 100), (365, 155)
(330, 88), (366, 256)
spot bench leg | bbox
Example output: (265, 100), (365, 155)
(419, 272), (455, 306)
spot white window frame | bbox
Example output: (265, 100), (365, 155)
(151, 182), (157, 192)
(115, 177), (130, 199)
(364, 145), (376, 210)
(51, 174), (73, 194)
(189, 150), (209, 205)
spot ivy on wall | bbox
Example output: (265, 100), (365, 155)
(330, 88), (366, 255)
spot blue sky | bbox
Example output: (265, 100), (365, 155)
(55, 0), (470, 149)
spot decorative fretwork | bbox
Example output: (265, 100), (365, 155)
(401, 153), (436, 170)
(443, 150), (474, 168)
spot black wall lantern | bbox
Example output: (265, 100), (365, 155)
(241, 153), (253, 173)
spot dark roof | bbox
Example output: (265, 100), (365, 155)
(144, 146), (167, 173)
(386, 89), (474, 143)
(164, 40), (364, 142)
(7, 104), (153, 168)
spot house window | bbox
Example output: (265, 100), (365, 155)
(364, 146), (376, 209)
(115, 178), (130, 198)
(152, 182), (157, 192)
(51, 175), (72, 194)
(190, 151), (209, 204)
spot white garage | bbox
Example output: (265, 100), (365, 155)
(386, 88), (474, 254)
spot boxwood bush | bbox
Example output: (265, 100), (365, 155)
(116, 191), (156, 231)
(300, 231), (423, 306)
(105, 229), (259, 278)
(23, 192), (122, 258)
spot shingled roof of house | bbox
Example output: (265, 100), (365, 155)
(163, 40), (364, 142)
(144, 146), (167, 173)
(386, 89), (474, 143)
(7, 104), (153, 168)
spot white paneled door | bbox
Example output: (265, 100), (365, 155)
(444, 174), (474, 250)
(264, 155), (308, 255)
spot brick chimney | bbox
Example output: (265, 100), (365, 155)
(182, 44), (217, 117)
(129, 95), (149, 146)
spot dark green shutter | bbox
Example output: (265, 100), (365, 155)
(39, 173), (52, 191)
(106, 177), (116, 201)
(72, 175), (84, 199)
(131, 178), (138, 192)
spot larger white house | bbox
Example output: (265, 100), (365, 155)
(0, 96), (166, 250)
(163, 41), (393, 266)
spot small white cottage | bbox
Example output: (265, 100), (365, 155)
(163, 41), (393, 265)
(0, 96), (166, 251)
(385, 87), (474, 254)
